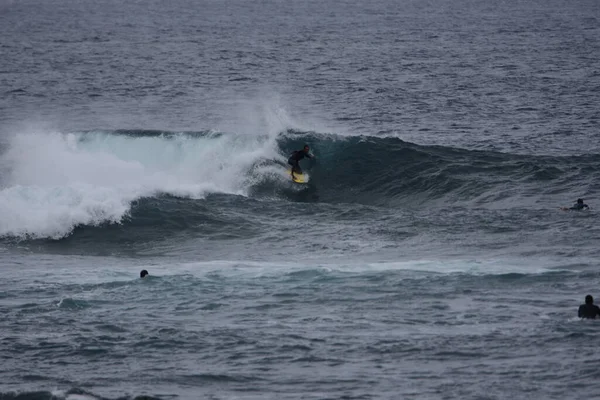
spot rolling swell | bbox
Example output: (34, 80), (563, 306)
(274, 132), (599, 207)
(0, 129), (598, 241)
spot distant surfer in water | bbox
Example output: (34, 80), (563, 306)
(140, 269), (148, 278)
(288, 144), (314, 179)
(560, 198), (589, 211)
(578, 295), (600, 319)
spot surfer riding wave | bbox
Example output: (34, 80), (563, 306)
(288, 144), (315, 179)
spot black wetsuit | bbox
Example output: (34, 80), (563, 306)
(578, 303), (600, 319)
(288, 150), (312, 174)
(570, 202), (589, 210)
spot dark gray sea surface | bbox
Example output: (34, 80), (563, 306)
(2, 0), (599, 154)
(1, 0), (600, 399)
(1, 257), (599, 400)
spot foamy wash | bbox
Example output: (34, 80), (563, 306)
(1, 0), (599, 399)
(0, 130), (281, 239)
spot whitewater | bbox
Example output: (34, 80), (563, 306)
(0, 130), (287, 238)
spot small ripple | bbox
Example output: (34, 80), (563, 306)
(57, 298), (92, 310)
(94, 324), (129, 333)
(172, 373), (260, 384)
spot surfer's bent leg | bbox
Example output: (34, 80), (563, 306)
(288, 158), (301, 174)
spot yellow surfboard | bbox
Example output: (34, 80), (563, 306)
(288, 168), (309, 184)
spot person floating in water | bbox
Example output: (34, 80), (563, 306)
(287, 144), (314, 179)
(140, 269), (149, 278)
(561, 198), (589, 211)
(578, 294), (600, 319)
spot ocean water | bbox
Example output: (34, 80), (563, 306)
(1, 0), (600, 399)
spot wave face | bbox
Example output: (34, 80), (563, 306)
(0, 129), (597, 240)
(283, 132), (599, 207)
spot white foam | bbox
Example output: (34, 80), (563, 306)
(160, 256), (565, 278)
(362, 258), (555, 275)
(0, 130), (282, 239)
(65, 395), (100, 400)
